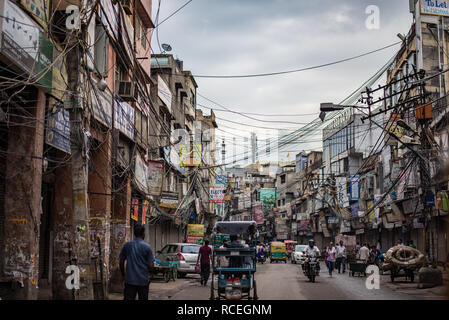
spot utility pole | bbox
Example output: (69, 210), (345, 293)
(66, 23), (93, 298)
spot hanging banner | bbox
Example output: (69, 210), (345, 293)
(91, 84), (113, 128)
(100, 0), (119, 41)
(158, 75), (172, 112)
(131, 198), (139, 221)
(134, 152), (148, 194)
(254, 205), (264, 224)
(142, 200), (148, 225)
(148, 161), (164, 196)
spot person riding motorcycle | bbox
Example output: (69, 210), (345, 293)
(303, 239), (321, 271)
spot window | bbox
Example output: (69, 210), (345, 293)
(181, 245), (200, 254)
(281, 175), (286, 184)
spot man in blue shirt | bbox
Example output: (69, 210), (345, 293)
(120, 224), (155, 300)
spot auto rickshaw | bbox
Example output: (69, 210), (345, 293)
(284, 240), (297, 261)
(269, 241), (287, 263)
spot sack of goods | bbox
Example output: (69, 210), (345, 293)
(382, 246), (425, 270)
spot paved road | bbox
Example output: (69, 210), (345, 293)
(168, 261), (445, 300)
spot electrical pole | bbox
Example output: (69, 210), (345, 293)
(66, 25), (93, 299)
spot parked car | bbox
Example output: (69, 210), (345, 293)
(156, 243), (201, 277)
(292, 244), (308, 264)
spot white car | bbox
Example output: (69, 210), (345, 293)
(292, 244), (308, 264)
(156, 243), (201, 277)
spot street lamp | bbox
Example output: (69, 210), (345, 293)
(319, 103), (369, 122)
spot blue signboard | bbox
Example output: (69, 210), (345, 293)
(215, 175), (227, 186)
(351, 202), (359, 218)
(349, 175), (360, 201)
(45, 106), (71, 154)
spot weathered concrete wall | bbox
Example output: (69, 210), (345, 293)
(2, 89), (45, 299)
(88, 130), (112, 294)
(109, 175), (131, 293)
(51, 161), (74, 300)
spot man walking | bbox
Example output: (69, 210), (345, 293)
(119, 224), (155, 300)
(196, 239), (212, 286)
(336, 240), (346, 274)
(358, 243), (370, 263)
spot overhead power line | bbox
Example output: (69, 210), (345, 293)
(192, 41), (401, 78)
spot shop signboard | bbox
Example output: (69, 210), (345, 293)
(215, 175), (227, 186)
(91, 85), (113, 127)
(115, 99), (134, 139)
(421, 0), (449, 16)
(186, 224), (204, 245)
(0, 1), (53, 88)
(148, 161), (164, 196)
(131, 198), (139, 221)
(19, 0), (49, 31)
(349, 175), (360, 201)
(210, 187), (226, 203)
(45, 98), (71, 154)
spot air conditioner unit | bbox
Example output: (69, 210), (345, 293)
(118, 81), (138, 101)
(121, 0), (132, 15)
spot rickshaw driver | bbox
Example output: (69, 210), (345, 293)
(228, 234), (245, 268)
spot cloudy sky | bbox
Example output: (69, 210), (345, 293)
(151, 0), (414, 166)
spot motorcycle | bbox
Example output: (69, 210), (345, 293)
(257, 252), (266, 264)
(302, 255), (320, 282)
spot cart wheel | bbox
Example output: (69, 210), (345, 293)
(172, 264), (178, 281)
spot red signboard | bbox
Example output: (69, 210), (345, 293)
(254, 205), (264, 224)
(142, 200), (148, 225)
(131, 198), (139, 221)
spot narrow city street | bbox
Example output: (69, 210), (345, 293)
(132, 261), (447, 300)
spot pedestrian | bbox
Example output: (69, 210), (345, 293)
(218, 239), (228, 267)
(336, 240), (346, 274)
(196, 239), (213, 286)
(408, 240), (417, 249)
(376, 239), (382, 252)
(326, 242), (336, 277)
(119, 224), (155, 300)
(396, 239), (404, 246)
(358, 243), (370, 263)
(355, 242), (361, 254)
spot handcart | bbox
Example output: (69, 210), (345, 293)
(390, 265), (416, 283)
(150, 258), (179, 282)
(348, 260), (368, 277)
(210, 221), (258, 300)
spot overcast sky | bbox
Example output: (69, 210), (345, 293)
(151, 0), (414, 166)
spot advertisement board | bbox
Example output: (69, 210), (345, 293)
(45, 99), (71, 154)
(91, 85), (113, 128)
(349, 175), (360, 201)
(210, 187), (226, 203)
(421, 0), (449, 16)
(148, 161), (164, 196)
(254, 205), (264, 224)
(260, 188), (276, 208)
(186, 224), (204, 245)
(115, 99), (134, 139)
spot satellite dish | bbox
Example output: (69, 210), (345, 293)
(161, 43), (172, 53)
